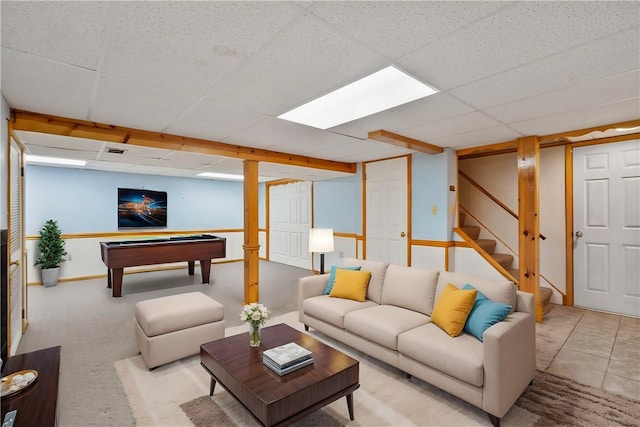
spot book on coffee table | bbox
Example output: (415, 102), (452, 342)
(263, 342), (312, 369)
(263, 355), (314, 376)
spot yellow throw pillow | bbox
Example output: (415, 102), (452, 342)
(431, 284), (477, 337)
(329, 269), (372, 302)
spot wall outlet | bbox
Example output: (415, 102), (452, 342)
(432, 205), (438, 215)
(66, 253), (72, 261)
(339, 251), (344, 258)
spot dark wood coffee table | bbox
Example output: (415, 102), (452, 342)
(200, 323), (359, 427)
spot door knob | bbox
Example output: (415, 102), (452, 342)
(400, 232), (406, 237)
(575, 231), (583, 237)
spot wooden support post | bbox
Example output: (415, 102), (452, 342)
(243, 160), (260, 304)
(517, 136), (542, 322)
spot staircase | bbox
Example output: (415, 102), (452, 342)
(458, 212), (553, 313)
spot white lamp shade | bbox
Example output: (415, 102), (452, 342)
(309, 228), (334, 253)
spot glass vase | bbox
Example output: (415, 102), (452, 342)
(249, 322), (261, 347)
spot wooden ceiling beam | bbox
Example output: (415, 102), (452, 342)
(368, 129), (443, 154)
(11, 110), (357, 174)
(457, 119), (640, 159)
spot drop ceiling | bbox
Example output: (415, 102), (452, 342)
(2, 1), (639, 181)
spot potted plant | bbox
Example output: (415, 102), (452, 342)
(34, 219), (67, 287)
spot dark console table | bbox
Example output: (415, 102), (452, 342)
(100, 234), (226, 297)
(1, 346), (61, 427)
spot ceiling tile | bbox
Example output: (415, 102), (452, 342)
(162, 151), (229, 167)
(429, 126), (523, 149)
(223, 117), (321, 149)
(450, 27), (640, 110)
(100, 2), (302, 96)
(259, 162), (351, 181)
(402, 112), (504, 141)
(89, 75), (198, 131)
(510, 98), (640, 136)
(205, 13), (388, 116)
(399, 2), (640, 90)
(309, 1), (507, 59)
(16, 132), (102, 152)
(1, 48), (95, 119)
(1, 2), (109, 69)
(164, 99), (268, 141)
(486, 71), (640, 124)
(266, 131), (364, 158)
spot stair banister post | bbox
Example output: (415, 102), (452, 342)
(517, 136), (542, 322)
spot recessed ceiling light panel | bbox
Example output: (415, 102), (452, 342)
(278, 65), (438, 129)
(197, 172), (244, 180)
(24, 154), (86, 167)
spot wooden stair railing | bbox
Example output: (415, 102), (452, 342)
(459, 170), (546, 240)
(456, 210), (554, 313)
(457, 169), (558, 320)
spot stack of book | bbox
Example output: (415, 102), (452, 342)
(262, 342), (313, 376)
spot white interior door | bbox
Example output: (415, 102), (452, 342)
(9, 138), (25, 354)
(366, 157), (408, 265)
(269, 181), (312, 269)
(573, 140), (640, 317)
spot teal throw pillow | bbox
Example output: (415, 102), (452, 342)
(462, 284), (512, 342)
(324, 265), (361, 295)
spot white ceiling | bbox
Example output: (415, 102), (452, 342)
(2, 1), (639, 181)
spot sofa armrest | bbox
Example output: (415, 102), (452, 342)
(481, 307), (536, 419)
(298, 274), (330, 321)
(515, 290), (535, 314)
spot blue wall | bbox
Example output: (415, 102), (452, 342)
(25, 153), (453, 240)
(25, 166), (249, 235)
(312, 165), (362, 234)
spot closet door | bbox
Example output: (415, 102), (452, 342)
(269, 181), (312, 269)
(8, 137), (25, 354)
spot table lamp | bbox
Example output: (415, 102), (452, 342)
(308, 228), (334, 274)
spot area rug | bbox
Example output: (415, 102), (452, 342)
(115, 312), (639, 427)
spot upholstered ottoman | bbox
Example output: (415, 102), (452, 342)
(135, 292), (224, 369)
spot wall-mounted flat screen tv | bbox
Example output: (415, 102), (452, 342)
(117, 188), (168, 229)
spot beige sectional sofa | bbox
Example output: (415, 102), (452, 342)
(298, 258), (535, 427)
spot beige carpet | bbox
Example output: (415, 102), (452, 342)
(116, 312), (639, 427)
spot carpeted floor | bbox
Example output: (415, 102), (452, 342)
(16, 260), (311, 427)
(115, 312), (640, 427)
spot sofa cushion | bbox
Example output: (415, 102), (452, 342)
(398, 323), (484, 387)
(302, 295), (378, 328)
(329, 269), (371, 302)
(344, 258), (389, 304)
(462, 284), (512, 342)
(344, 305), (430, 350)
(381, 264), (439, 315)
(324, 265), (361, 294)
(436, 271), (516, 314)
(431, 284), (477, 337)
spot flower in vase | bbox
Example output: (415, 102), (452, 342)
(240, 302), (270, 327)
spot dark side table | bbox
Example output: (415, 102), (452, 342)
(1, 346), (61, 427)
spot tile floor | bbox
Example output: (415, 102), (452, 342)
(546, 307), (640, 401)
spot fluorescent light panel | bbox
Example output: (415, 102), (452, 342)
(25, 154), (86, 166)
(197, 172), (244, 180)
(278, 66), (438, 129)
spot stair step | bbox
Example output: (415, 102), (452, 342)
(475, 239), (496, 254)
(459, 212), (466, 227)
(492, 253), (513, 270)
(460, 225), (480, 240)
(507, 269), (519, 281)
(540, 286), (553, 306)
